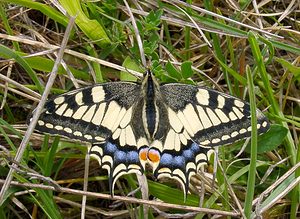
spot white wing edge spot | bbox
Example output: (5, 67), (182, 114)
(84, 134), (93, 140)
(95, 136), (105, 141)
(64, 127), (72, 133)
(262, 121), (268, 127)
(74, 131), (82, 137)
(212, 138), (221, 144)
(239, 128), (247, 134)
(200, 140), (210, 145)
(54, 125), (63, 130)
(45, 123), (53, 129)
(75, 92), (84, 105)
(196, 89), (210, 106)
(90, 145), (103, 156)
(38, 120), (45, 126)
(91, 86), (105, 103)
(234, 99), (245, 108)
(231, 131), (239, 138)
(221, 135), (230, 141)
(195, 153), (206, 164)
(53, 96), (65, 105)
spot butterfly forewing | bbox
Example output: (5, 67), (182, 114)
(35, 82), (140, 142)
(160, 84), (269, 147)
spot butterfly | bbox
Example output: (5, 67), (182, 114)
(31, 70), (270, 196)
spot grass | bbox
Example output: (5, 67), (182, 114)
(0, 0), (299, 218)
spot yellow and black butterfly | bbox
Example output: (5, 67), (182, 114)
(32, 70), (269, 196)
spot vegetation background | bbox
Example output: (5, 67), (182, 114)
(0, 0), (299, 218)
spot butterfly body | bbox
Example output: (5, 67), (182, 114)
(33, 70), (269, 196)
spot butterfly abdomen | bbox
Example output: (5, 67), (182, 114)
(145, 81), (157, 136)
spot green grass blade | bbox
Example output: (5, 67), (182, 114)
(0, 45), (44, 94)
(244, 65), (258, 218)
(215, 55), (247, 85)
(248, 31), (296, 165)
(16, 53), (90, 81)
(59, 0), (111, 47)
(1, 0), (68, 26)
(31, 189), (63, 219)
(43, 137), (60, 177)
(0, 3), (20, 51)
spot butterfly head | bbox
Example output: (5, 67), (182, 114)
(142, 70), (160, 95)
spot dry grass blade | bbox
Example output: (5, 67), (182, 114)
(0, 15), (76, 204)
(0, 179), (241, 217)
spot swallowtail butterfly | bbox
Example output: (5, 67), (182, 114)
(31, 70), (269, 196)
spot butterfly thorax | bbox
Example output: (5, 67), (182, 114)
(141, 71), (161, 140)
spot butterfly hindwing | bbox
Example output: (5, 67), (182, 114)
(152, 140), (214, 196)
(89, 139), (146, 195)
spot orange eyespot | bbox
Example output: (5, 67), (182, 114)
(139, 148), (148, 161)
(147, 149), (160, 163)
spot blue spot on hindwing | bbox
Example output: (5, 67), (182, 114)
(160, 153), (172, 165)
(127, 151), (139, 163)
(174, 156), (185, 167)
(182, 149), (193, 159)
(115, 150), (126, 162)
(190, 142), (200, 152)
(106, 142), (117, 153)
